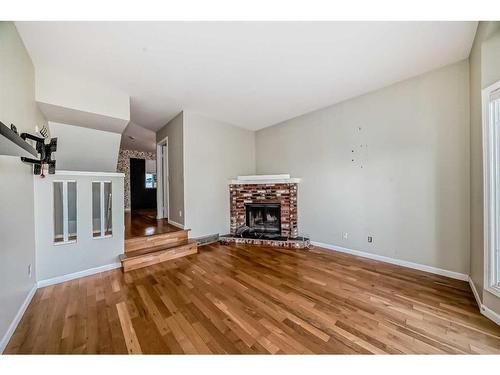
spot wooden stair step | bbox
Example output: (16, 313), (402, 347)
(124, 239), (190, 257)
(125, 229), (190, 253)
(120, 239), (198, 272)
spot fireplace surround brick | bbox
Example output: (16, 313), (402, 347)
(229, 183), (298, 238)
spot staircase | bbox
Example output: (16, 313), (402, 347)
(120, 229), (198, 272)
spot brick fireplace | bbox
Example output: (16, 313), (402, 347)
(229, 182), (298, 237)
(220, 175), (309, 249)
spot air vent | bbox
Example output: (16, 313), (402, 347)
(195, 234), (219, 246)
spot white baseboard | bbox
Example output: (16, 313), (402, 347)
(482, 305), (500, 326)
(168, 219), (184, 229)
(37, 262), (122, 288)
(468, 277), (500, 326)
(468, 277), (482, 309)
(0, 284), (37, 354)
(311, 241), (469, 281)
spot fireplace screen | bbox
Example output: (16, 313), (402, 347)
(245, 203), (281, 234)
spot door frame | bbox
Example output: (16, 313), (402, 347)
(482, 79), (500, 298)
(156, 137), (169, 220)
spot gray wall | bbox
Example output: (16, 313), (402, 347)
(0, 22), (46, 350)
(156, 112), (185, 225)
(49, 121), (122, 172)
(183, 111), (256, 238)
(469, 21), (500, 314)
(256, 60), (470, 275)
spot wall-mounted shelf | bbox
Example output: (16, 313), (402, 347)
(0, 121), (38, 158)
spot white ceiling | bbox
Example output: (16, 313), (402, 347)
(16, 21), (478, 131)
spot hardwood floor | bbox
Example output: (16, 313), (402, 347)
(125, 209), (182, 240)
(5, 243), (500, 354)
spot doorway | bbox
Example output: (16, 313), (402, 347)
(130, 158), (157, 211)
(156, 138), (169, 219)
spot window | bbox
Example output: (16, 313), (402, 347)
(145, 173), (154, 188)
(92, 181), (112, 238)
(482, 80), (500, 296)
(53, 181), (77, 244)
(145, 159), (157, 189)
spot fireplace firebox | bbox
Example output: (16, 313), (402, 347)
(245, 203), (281, 234)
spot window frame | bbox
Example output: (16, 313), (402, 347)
(92, 181), (113, 239)
(482, 79), (500, 297)
(53, 180), (77, 245)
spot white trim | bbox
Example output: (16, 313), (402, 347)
(468, 277), (482, 309)
(156, 144), (162, 218)
(0, 284), (37, 354)
(237, 174), (291, 181)
(92, 181), (113, 238)
(482, 80), (500, 299)
(62, 181), (68, 242)
(468, 277), (500, 326)
(156, 137), (169, 220)
(100, 182), (105, 236)
(99, 181), (106, 236)
(53, 239), (77, 246)
(37, 262), (121, 288)
(168, 219), (184, 229)
(483, 305), (500, 326)
(311, 241), (469, 281)
(92, 235), (112, 240)
(229, 177), (301, 185)
(163, 141), (169, 219)
(55, 170), (125, 177)
(53, 180), (77, 245)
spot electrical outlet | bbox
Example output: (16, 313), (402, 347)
(342, 232), (348, 240)
(28, 264), (32, 278)
(179, 210), (182, 218)
(368, 236), (373, 243)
